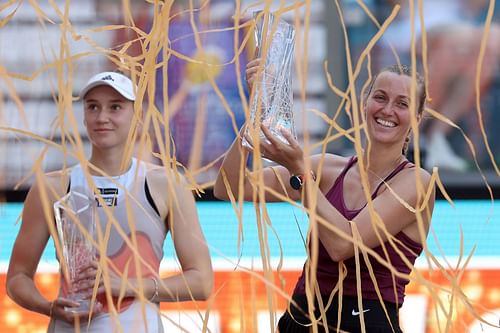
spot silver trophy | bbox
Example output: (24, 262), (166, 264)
(243, 11), (296, 148)
(54, 190), (96, 313)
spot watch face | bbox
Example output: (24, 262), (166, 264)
(290, 175), (302, 190)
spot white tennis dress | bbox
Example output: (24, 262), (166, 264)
(48, 158), (167, 333)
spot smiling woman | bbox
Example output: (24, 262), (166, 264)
(214, 63), (435, 332)
(364, 64), (427, 156)
(6, 70), (213, 333)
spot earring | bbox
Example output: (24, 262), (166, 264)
(403, 135), (411, 155)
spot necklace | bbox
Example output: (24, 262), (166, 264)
(362, 155), (405, 190)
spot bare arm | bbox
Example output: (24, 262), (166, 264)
(214, 125), (311, 202)
(6, 173), (83, 321)
(310, 168), (435, 261)
(148, 169), (214, 301)
(256, 127), (435, 262)
(6, 180), (53, 316)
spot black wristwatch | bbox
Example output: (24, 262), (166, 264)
(289, 174), (305, 190)
(290, 171), (317, 190)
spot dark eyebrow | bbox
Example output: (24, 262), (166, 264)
(373, 89), (409, 100)
(84, 99), (127, 103)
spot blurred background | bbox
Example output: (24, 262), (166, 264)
(1, 0), (499, 332)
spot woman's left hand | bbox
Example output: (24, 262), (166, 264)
(249, 124), (305, 175)
(73, 261), (131, 299)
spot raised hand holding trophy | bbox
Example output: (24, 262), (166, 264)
(54, 190), (97, 313)
(244, 11), (296, 149)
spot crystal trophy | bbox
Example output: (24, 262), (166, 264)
(54, 190), (96, 313)
(243, 11), (296, 149)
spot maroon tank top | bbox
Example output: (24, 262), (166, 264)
(294, 156), (423, 306)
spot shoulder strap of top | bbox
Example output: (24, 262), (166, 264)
(144, 176), (160, 217)
(68, 164), (83, 192)
(326, 156), (358, 197)
(335, 156), (358, 185)
(343, 156), (358, 177)
(372, 160), (413, 198)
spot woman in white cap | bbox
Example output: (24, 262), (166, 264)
(7, 70), (213, 332)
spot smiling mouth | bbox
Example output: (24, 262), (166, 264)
(375, 118), (397, 128)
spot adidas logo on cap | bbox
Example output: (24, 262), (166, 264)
(100, 75), (115, 82)
(80, 71), (136, 101)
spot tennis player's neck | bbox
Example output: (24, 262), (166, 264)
(88, 151), (133, 177)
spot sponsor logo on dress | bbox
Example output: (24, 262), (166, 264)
(96, 188), (118, 207)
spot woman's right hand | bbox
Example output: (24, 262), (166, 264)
(49, 297), (102, 324)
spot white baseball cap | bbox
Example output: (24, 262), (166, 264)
(80, 71), (136, 101)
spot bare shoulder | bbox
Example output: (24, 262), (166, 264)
(144, 163), (188, 188)
(144, 163), (166, 181)
(393, 164), (433, 189)
(45, 169), (70, 184)
(311, 153), (350, 171)
(21, 169), (71, 228)
(311, 153), (352, 192)
(385, 164), (436, 210)
(29, 169), (70, 202)
(389, 165), (435, 241)
(143, 164), (194, 220)
(327, 154), (351, 166)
